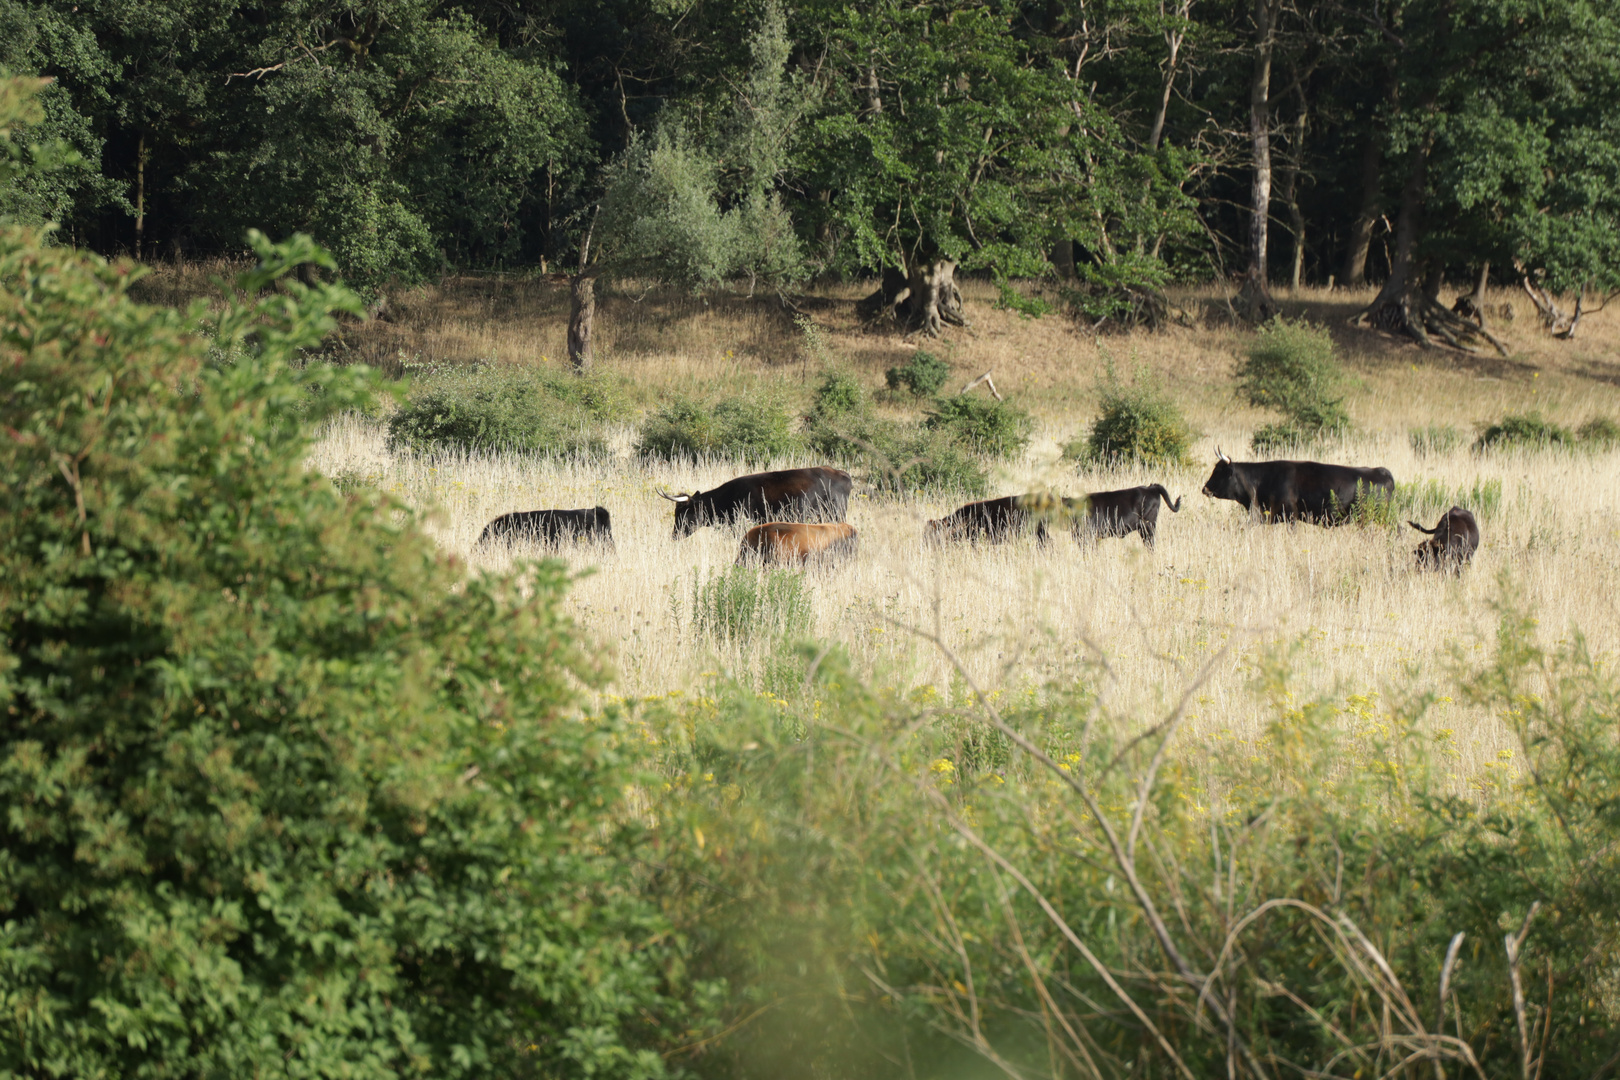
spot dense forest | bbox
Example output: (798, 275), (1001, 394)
(4, 0), (1619, 351)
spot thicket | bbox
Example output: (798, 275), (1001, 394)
(802, 374), (990, 496)
(1069, 364), (1194, 467)
(644, 603), (1620, 1078)
(924, 394), (1033, 458)
(1239, 318), (1350, 451)
(1474, 412), (1620, 452)
(0, 217), (701, 1077)
(386, 362), (625, 456)
(884, 349), (951, 397)
(635, 392), (800, 463)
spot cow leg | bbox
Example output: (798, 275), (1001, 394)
(1139, 522), (1156, 548)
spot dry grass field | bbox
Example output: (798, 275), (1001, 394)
(139, 263), (1620, 793)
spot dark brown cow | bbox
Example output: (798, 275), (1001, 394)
(1064, 485), (1182, 547)
(926, 495), (1050, 544)
(477, 506), (614, 548)
(662, 466), (852, 539)
(1201, 450), (1395, 525)
(1410, 506), (1479, 571)
(736, 522), (859, 566)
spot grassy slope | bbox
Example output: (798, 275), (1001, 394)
(142, 265), (1620, 796)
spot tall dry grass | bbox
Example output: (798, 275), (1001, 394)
(310, 411), (1620, 793)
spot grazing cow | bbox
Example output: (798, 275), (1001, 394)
(737, 522), (859, 566)
(1064, 485), (1182, 548)
(662, 466), (853, 539)
(1201, 449), (1394, 524)
(926, 495), (1050, 545)
(477, 506), (614, 548)
(1410, 506), (1479, 571)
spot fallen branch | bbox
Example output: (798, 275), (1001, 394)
(962, 371), (1003, 400)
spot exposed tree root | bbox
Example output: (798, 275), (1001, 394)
(859, 262), (967, 337)
(1357, 288), (1509, 356)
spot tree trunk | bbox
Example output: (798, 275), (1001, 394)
(905, 260), (966, 337)
(1237, 0), (1278, 322)
(1359, 136), (1429, 333)
(1147, 2), (1191, 152)
(134, 133), (147, 260)
(1355, 143), (1506, 356)
(568, 273), (596, 372)
(1451, 261), (1490, 327)
(1341, 136), (1382, 288)
(1052, 239), (1076, 279)
(1277, 89), (1307, 292)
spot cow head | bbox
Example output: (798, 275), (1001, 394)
(660, 490), (700, 539)
(1201, 447), (1238, 500)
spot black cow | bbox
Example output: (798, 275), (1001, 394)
(1201, 449), (1394, 524)
(477, 506), (614, 548)
(927, 495), (1051, 544)
(662, 466), (852, 539)
(1410, 506), (1479, 571)
(1064, 484), (1182, 547)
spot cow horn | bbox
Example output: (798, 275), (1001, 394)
(658, 490), (690, 503)
(1216, 446), (1231, 463)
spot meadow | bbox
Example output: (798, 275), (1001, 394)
(294, 274), (1620, 799)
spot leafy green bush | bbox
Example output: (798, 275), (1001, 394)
(1249, 421), (1316, 453)
(691, 566), (813, 644)
(1474, 411), (1573, 450)
(885, 349), (951, 397)
(1409, 423), (1463, 456)
(809, 368), (869, 422)
(1068, 369), (1193, 467)
(0, 228), (695, 1077)
(1578, 416), (1620, 448)
(387, 363), (624, 456)
(993, 279), (1053, 318)
(806, 411), (988, 496)
(636, 393), (802, 463)
(925, 394), (1033, 458)
(1239, 317), (1349, 444)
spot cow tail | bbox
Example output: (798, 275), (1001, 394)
(1408, 520), (1438, 534)
(1153, 485), (1182, 512)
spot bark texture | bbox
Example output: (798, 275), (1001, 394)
(1341, 136), (1382, 288)
(859, 260), (966, 337)
(1238, 0), (1279, 322)
(568, 273), (596, 372)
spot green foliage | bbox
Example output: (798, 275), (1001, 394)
(925, 394), (1033, 459)
(806, 411), (987, 497)
(1578, 416), (1620, 448)
(1070, 366), (1193, 467)
(884, 349), (951, 398)
(690, 566), (813, 645)
(386, 363), (623, 457)
(809, 367), (868, 423)
(0, 225), (692, 1077)
(993, 278), (1052, 318)
(636, 393), (801, 463)
(1397, 476), (1505, 522)
(1346, 478), (1399, 528)
(650, 599), (1620, 1079)
(1410, 423), (1463, 456)
(1474, 411), (1574, 450)
(1239, 318), (1349, 445)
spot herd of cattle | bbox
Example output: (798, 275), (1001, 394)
(476, 453), (1482, 571)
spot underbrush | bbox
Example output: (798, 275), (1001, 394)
(803, 369), (993, 495)
(1475, 411), (1620, 452)
(1067, 363), (1194, 467)
(643, 600), (1620, 1078)
(387, 361), (625, 455)
(635, 393), (801, 463)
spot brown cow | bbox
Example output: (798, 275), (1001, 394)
(1410, 506), (1479, 571)
(736, 521), (859, 566)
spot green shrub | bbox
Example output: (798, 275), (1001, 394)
(1397, 476), (1504, 522)
(1238, 317), (1349, 438)
(1474, 411), (1574, 451)
(809, 368), (869, 422)
(691, 566), (813, 645)
(806, 411), (988, 496)
(1410, 423), (1463, 457)
(1068, 369), (1193, 467)
(636, 393), (802, 463)
(925, 394), (1033, 458)
(993, 279), (1053, 318)
(1250, 421), (1316, 453)
(885, 349), (952, 398)
(1346, 478), (1399, 527)
(0, 228), (694, 1078)
(1579, 416), (1620, 448)
(387, 363), (623, 456)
